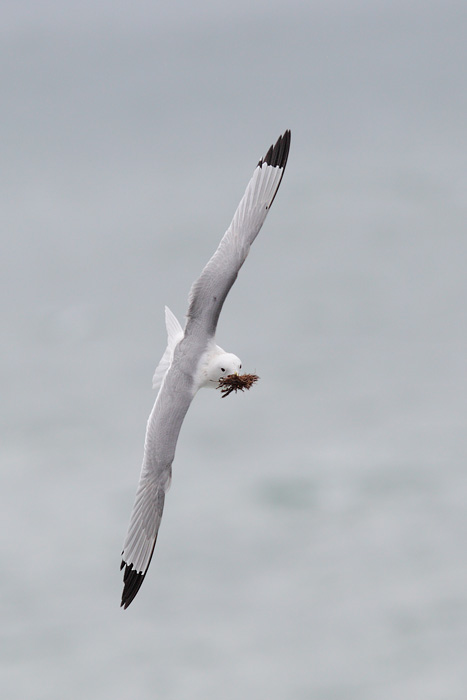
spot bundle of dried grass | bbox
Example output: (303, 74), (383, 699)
(217, 373), (259, 398)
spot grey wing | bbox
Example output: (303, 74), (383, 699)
(120, 357), (195, 608)
(186, 130), (291, 339)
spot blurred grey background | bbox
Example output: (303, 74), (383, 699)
(2, 1), (466, 698)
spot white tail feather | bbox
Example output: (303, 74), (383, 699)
(152, 307), (184, 391)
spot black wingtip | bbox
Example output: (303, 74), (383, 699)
(120, 561), (146, 609)
(120, 534), (159, 609)
(258, 130), (291, 170)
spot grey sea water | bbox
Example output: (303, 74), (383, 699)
(2, 1), (467, 698)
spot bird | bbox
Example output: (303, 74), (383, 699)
(120, 130), (291, 608)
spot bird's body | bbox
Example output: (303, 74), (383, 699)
(120, 131), (291, 608)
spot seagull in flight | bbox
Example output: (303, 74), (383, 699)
(120, 130), (291, 608)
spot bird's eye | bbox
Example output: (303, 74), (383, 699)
(239, 364), (242, 369)
(221, 367), (225, 372)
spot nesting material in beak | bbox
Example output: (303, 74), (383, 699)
(217, 373), (259, 398)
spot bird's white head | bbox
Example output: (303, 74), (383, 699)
(205, 352), (242, 387)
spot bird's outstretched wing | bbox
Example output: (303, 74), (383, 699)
(120, 356), (195, 609)
(186, 130), (290, 339)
